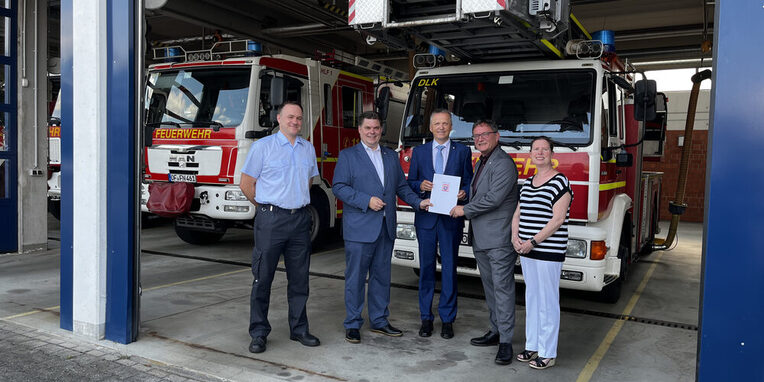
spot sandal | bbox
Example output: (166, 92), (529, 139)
(516, 350), (538, 362)
(529, 357), (556, 370)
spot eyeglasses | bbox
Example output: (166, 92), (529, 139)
(472, 131), (497, 140)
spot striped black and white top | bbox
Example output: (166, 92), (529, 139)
(518, 173), (573, 262)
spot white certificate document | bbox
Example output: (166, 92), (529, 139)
(429, 174), (461, 215)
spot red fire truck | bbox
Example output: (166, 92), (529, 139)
(351, 0), (666, 302)
(48, 90), (62, 220)
(141, 41), (405, 245)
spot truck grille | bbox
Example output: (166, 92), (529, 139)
(175, 216), (225, 232)
(49, 138), (61, 164)
(167, 150), (200, 174)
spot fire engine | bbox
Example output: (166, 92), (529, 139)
(140, 40), (407, 245)
(48, 90), (62, 220)
(350, 0), (668, 302)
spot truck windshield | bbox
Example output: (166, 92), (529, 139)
(51, 90), (61, 120)
(145, 68), (250, 128)
(402, 70), (595, 146)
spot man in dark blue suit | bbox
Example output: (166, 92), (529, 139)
(333, 111), (432, 344)
(407, 109), (473, 339)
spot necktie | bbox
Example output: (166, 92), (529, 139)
(435, 145), (445, 174)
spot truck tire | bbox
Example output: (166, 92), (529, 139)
(48, 199), (61, 220)
(599, 242), (629, 303)
(174, 222), (225, 245)
(308, 190), (330, 246)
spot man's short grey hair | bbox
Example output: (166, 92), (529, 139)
(472, 119), (498, 133)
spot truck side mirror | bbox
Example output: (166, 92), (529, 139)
(144, 124), (154, 147)
(376, 87), (391, 119)
(270, 77), (286, 125)
(634, 79), (657, 121)
(376, 86), (391, 134)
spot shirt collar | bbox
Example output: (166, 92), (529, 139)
(276, 130), (304, 146)
(479, 145), (498, 162)
(433, 139), (451, 150)
(361, 141), (381, 153)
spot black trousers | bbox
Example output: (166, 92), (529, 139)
(249, 205), (312, 338)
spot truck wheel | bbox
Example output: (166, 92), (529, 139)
(174, 222), (225, 245)
(48, 199), (61, 220)
(308, 190), (330, 246)
(599, 242), (629, 303)
(599, 274), (622, 304)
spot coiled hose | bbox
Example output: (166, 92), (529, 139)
(653, 69), (712, 250)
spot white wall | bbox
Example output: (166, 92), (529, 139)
(664, 89), (711, 131)
(16, 0), (49, 252)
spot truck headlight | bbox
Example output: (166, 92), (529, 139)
(225, 190), (248, 201)
(396, 224), (416, 240)
(141, 184), (149, 205)
(565, 239), (587, 258)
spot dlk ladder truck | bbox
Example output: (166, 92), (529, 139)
(140, 40), (408, 245)
(350, 0), (668, 302)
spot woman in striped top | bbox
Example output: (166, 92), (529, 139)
(511, 136), (573, 370)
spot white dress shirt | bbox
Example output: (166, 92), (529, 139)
(362, 141), (385, 187)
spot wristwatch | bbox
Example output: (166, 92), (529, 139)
(530, 238), (538, 247)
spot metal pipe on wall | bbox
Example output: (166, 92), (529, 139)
(33, 0), (40, 171)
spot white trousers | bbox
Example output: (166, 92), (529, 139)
(521, 256), (563, 358)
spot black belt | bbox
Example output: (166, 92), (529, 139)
(259, 204), (306, 214)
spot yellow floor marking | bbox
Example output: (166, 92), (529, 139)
(143, 268), (250, 292)
(2, 305), (60, 320)
(576, 251), (665, 382)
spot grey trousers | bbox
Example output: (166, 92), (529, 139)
(473, 246), (517, 344)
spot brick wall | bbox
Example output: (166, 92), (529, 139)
(643, 130), (708, 222)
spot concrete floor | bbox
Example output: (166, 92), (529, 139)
(0, 216), (702, 381)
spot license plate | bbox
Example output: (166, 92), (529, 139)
(168, 173), (196, 183)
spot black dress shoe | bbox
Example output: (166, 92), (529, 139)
(419, 320), (433, 337)
(370, 324), (403, 337)
(470, 331), (500, 346)
(440, 322), (454, 339)
(248, 336), (267, 353)
(495, 343), (513, 365)
(290, 332), (320, 347)
(345, 329), (361, 344)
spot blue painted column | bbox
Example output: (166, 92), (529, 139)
(60, 0), (139, 343)
(698, 1), (764, 381)
(105, 0), (139, 344)
(59, 0), (73, 332)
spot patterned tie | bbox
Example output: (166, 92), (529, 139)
(435, 145), (445, 174)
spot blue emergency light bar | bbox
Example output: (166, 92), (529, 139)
(152, 39), (263, 63)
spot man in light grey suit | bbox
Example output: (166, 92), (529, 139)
(450, 119), (519, 365)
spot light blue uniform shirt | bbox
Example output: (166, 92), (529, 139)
(241, 131), (319, 209)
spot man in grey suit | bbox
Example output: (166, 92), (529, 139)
(450, 119), (519, 365)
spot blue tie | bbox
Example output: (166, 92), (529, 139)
(435, 145), (445, 174)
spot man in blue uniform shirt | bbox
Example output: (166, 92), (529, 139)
(407, 109), (473, 339)
(333, 111), (432, 344)
(240, 101), (320, 354)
